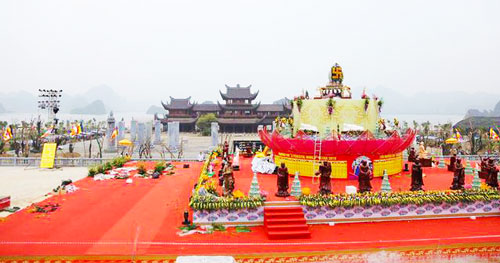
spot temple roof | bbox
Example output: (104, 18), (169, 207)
(161, 97), (194, 110)
(220, 84), (259, 100)
(160, 116), (198, 124)
(217, 101), (261, 111)
(217, 117), (266, 125)
(193, 104), (220, 112)
(257, 104), (286, 112)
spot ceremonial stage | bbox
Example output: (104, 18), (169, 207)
(1, 158), (500, 262)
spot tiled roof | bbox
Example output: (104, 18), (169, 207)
(257, 104), (285, 112)
(220, 84), (259, 100)
(162, 97), (194, 110)
(193, 104), (220, 111)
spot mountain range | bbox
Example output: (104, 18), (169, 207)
(0, 85), (498, 116)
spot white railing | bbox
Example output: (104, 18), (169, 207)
(0, 157), (199, 167)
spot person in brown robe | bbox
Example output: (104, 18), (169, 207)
(408, 147), (416, 162)
(480, 156), (490, 180)
(275, 163), (290, 197)
(448, 154), (457, 172)
(218, 161), (226, 186)
(410, 159), (424, 191)
(315, 161), (332, 195)
(358, 160), (373, 193)
(450, 158), (465, 190)
(222, 161), (235, 196)
(486, 159), (499, 188)
(222, 141), (229, 159)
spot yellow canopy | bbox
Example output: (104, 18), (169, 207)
(118, 139), (133, 146)
(445, 138), (458, 144)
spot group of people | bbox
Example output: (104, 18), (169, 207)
(274, 160), (374, 197)
(410, 151), (499, 191)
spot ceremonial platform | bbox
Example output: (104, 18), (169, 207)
(1, 157), (499, 262)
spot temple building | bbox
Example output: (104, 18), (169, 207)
(160, 84), (291, 133)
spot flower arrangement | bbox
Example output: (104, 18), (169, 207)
(233, 190), (245, 199)
(189, 195), (265, 211)
(136, 162), (147, 175)
(326, 98), (335, 115)
(299, 189), (500, 209)
(296, 98), (303, 112)
(154, 161), (166, 173)
(377, 98), (384, 112)
(87, 156), (131, 177)
(190, 148), (267, 211)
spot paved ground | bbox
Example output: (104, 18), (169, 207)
(0, 167), (87, 217)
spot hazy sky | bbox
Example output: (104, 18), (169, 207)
(1, 0), (499, 104)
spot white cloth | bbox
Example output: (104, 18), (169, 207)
(251, 156), (276, 174)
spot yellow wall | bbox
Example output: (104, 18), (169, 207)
(373, 153), (403, 177)
(274, 154), (348, 179)
(274, 152), (403, 179)
(293, 98), (380, 135)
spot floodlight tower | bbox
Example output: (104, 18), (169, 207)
(38, 89), (63, 132)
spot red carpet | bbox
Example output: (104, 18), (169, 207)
(0, 159), (499, 258)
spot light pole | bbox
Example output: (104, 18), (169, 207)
(37, 89), (63, 134)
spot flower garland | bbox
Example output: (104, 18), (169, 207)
(296, 98), (303, 112)
(299, 189), (500, 208)
(189, 195), (265, 211)
(377, 98), (384, 112)
(364, 98), (370, 112)
(326, 98), (335, 115)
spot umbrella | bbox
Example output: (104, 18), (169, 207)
(119, 139), (133, 146)
(445, 138), (458, 144)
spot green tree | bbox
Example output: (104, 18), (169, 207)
(196, 113), (217, 136)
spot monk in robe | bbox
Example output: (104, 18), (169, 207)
(275, 163), (290, 197)
(408, 147), (416, 163)
(450, 158), (465, 190)
(418, 142), (428, 159)
(222, 161), (235, 196)
(358, 160), (373, 193)
(486, 159), (499, 188)
(410, 159), (424, 191)
(222, 141), (229, 159)
(479, 156), (490, 179)
(448, 154), (457, 172)
(315, 161), (332, 195)
(218, 161), (226, 186)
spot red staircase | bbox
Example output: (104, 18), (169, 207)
(264, 206), (311, 239)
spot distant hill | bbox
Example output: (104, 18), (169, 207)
(366, 86), (500, 115)
(146, 105), (167, 115)
(464, 100), (500, 118)
(70, 100), (106, 115)
(273, 98), (290, 105)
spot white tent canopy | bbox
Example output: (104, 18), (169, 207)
(342, 123), (365, 132)
(299, 123), (318, 132)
